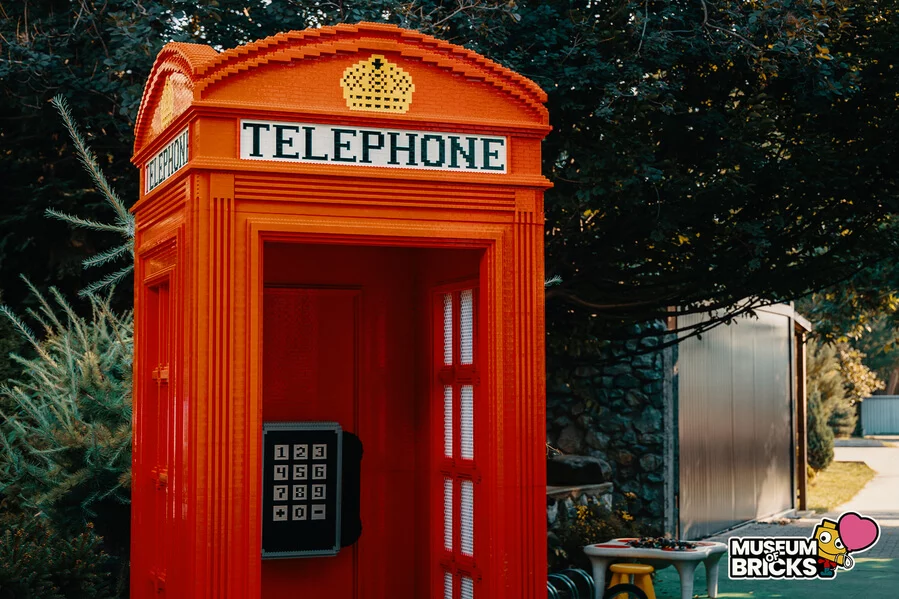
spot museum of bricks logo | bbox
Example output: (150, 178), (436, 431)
(728, 512), (880, 581)
(728, 537), (820, 580)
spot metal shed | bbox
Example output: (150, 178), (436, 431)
(676, 305), (810, 539)
(861, 396), (899, 435)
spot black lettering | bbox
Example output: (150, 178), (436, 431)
(332, 128), (357, 162)
(274, 125), (300, 159)
(180, 137), (186, 166)
(421, 134), (446, 167)
(449, 136), (477, 169)
(302, 126), (329, 160)
(242, 122), (270, 157)
(147, 158), (155, 190)
(360, 130), (384, 164)
(482, 138), (505, 171)
(388, 132), (417, 166)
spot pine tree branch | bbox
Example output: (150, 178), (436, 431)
(82, 243), (131, 268)
(44, 208), (126, 233)
(78, 265), (134, 298)
(50, 95), (135, 240)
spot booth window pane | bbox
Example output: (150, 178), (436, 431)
(443, 293), (453, 365)
(444, 385), (454, 459)
(444, 571), (453, 599)
(461, 575), (474, 599)
(461, 385), (473, 460)
(460, 289), (473, 364)
(435, 284), (479, 592)
(461, 479), (474, 557)
(443, 477), (453, 551)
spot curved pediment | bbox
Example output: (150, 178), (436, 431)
(133, 23), (548, 156)
(133, 42), (218, 152)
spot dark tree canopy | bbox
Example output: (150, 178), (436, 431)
(2, 0), (898, 353)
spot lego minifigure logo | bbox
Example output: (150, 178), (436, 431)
(728, 511), (880, 580)
(340, 55), (415, 114)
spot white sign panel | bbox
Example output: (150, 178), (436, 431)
(145, 128), (189, 193)
(240, 120), (507, 173)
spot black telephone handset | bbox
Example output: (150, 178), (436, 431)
(340, 432), (363, 547)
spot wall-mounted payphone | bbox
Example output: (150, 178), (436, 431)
(261, 422), (362, 559)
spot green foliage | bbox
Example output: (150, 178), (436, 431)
(4, 1), (899, 348)
(0, 285), (132, 554)
(838, 345), (884, 403)
(47, 97), (135, 298)
(808, 392), (835, 471)
(548, 501), (648, 572)
(0, 292), (24, 386)
(0, 509), (115, 599)
(804, 339), (880, 465)
(807, 340), (839, 468)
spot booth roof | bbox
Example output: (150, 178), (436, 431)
(133, 22), (549, 155)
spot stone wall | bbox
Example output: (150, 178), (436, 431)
(546, 483), (614, 532)
(546, 321), (673, 533)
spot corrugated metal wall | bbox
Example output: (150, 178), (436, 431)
(678, 309), (794, 539)
(861, 396), (899, 434)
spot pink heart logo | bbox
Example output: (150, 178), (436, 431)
(838, 512), (880, 553)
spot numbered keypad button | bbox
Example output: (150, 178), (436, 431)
(312, 484), (326, 500)
(293, 464), (308, 480)
(292, 505), (307, 521)
(312, 444), (327, 459)
(274, 445), (289, 460)
(311, 504), (326, 520)
(274, 465), (288, 481)
(273, 485), (288, 501)
(293, 484), (307, 500)
(293, 444), (308, 459)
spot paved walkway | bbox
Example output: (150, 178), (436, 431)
(651, 445), (899, 598)
(835, 436), (898, 447)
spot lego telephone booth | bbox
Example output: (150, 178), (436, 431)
(130, 23), (549, 599)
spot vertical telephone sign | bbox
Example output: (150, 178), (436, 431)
(262, 422), (343, 558)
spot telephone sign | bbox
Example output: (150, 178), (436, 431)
(262, 422), (343, 558)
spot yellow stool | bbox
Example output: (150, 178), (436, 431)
(607, 563), (656, 599)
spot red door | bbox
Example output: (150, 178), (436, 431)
(262, 287), (358, 596)
(261, 244), (418, 599)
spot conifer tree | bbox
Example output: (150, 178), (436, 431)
(0, 97), (135, 597)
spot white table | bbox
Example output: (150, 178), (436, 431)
(583, 538), (727, 599)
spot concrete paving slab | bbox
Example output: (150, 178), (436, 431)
(649, 446), (899, 597)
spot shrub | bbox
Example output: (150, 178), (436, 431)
(0, 508), (114, 599)
(0, 284), (132, 585)
(808, 390), (835, 471)
(806, 340), (841, 468)
(548, 501), (648, 572)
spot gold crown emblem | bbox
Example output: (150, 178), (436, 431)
(341, 55), (414, 114)
(159, 77), (175, 128)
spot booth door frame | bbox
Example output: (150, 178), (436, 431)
(242, 219), (516, 599)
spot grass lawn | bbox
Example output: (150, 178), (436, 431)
(808, 460), (876, 513)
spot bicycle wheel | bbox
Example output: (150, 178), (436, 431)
(602, 583), (648, 599)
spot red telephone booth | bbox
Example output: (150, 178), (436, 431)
(130, 23), (549, 599)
